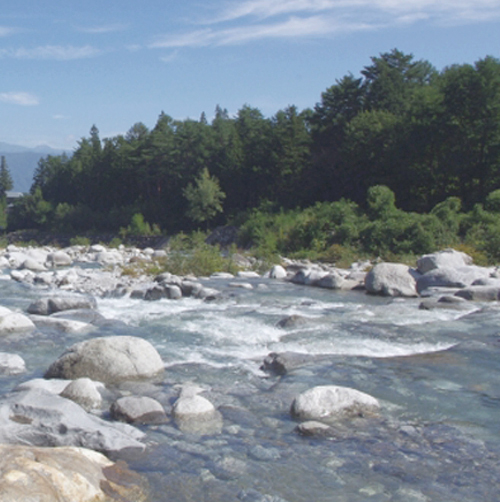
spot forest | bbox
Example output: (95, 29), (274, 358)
(6, 49), (500, 263)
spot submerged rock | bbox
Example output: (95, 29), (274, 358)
(45, 335), (165, 384)
(172, 386), (222, 434)
(261, 352), (321, 375)
(0, 445), (148, 502)
(276, 315), (309, 329)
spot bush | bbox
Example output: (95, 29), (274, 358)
(120, 213), (161, 237)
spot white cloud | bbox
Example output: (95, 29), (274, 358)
(0, 92), (39, 106)
(150, 0), (500, 50)
(0, 45), (100, 60)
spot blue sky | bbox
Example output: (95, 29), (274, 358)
(1, 0), (499, 150)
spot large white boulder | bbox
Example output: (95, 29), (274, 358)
(45, 335), (164, 384)
(416, 265), (490, 294)
(291, 385), (380, 422)
(0, 445), (148, 502)
(365, 262), (419, 297)
(417, 249), (473, 274)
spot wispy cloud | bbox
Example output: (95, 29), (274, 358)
(0, 45), (100, 60)
(76, 23), (128, 34)
(0, 92), (39, 106)
(0, 26), (19, 37)
(150, 0), (500, 50)
(151, 15), (370, 48)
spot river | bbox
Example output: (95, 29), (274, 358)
(1, 271), (500, 501)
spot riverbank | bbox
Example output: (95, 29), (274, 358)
(1, 243), (500, 501)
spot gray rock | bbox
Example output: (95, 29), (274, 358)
(27, 296), (97, 316)
(416, 266), (491, 294)
(276, 315), (308, 329)
(365, 263), (419, 297)
(290, 268), (327, 286)
(454, 286), (500, 302)
(60, 378), (103, 411)
(46, 250), (73, 267)
(0, 308), (36, 335)
(29, 315), (93, 334)
(45, 336), (165, 384)
(316, 272), (345, 289)
(417, 249), (473, 274)
(165, 284), (182, 299)
(419, 298), (472, 311)
(0, 388), (145, 453)
(172, 388), (222, 434)
(181, 280), (204, 297)
(50, 308), (109, 325)
(261, 352), (321, 375)
(0, 353), (26, 375)
(111, 396), (168, 424)
(144, 285), (168, 301)
(20, 258), (47, 272)
(291, 385), (380, 423)
(295, 420), (334, 437)
(268, 265), (287, 279)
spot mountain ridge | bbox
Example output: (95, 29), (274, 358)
(0, 142), (68, 192)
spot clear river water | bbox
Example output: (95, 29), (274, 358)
(1, 271), (500, 501)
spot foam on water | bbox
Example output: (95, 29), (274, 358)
(97, 293), (459, 371)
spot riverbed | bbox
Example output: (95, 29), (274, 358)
(1, 270), (500, 501)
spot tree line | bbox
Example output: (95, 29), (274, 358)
(7, 49), (500, 247)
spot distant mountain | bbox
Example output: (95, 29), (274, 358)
(0, 143), (68, 193)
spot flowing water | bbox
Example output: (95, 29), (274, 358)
(1, 271), (500, 501)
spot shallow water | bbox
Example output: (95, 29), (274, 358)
(2, 272), (500, 501)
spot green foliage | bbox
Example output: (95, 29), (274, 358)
(69, 236), (91, 247)
(0, 156), (13, 198)
(120, 213), (161, 237)
(157, 231), (239, 276)
(183, 168), (225, 227)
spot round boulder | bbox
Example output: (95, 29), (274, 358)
(0, 307), (36, 335)
(45, 336), (164, 384)
(291, 385), (380, 422)
(365, 262), (419, 297)
(60, 378), (103, 411)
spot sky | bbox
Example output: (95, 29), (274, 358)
(1, 0), (499, 150)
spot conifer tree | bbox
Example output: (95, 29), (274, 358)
(0, 156), (13, 198)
